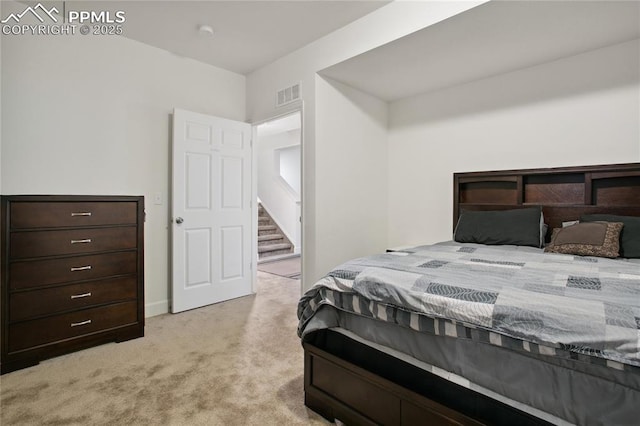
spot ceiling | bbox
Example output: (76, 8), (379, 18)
(320, 0), (640, 102)
(61, 0), (389, 75)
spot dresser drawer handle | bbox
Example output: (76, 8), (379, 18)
(71, 319), (92, 327)
(70, 292), (92, 299)
(71, 212), (92, 217)
(70, 265), (92, 272)
(70, 239), (92, 244)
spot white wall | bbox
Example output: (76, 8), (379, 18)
(278, 145), (301, 195)
(257, 129), (301, 251)
(247, 1), (484, 288)
(388, 39), (640, 247)
(1, 4), (246, 316)
(315, 77), (388, 275)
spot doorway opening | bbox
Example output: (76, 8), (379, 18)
(255, 111), (302, 280)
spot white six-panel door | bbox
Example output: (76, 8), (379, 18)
(172, 108), (254, 313)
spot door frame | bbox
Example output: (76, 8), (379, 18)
(251, 106), (304, 293)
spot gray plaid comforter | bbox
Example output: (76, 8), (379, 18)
(298, 242), (640, 371)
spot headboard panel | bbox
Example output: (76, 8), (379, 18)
(453, 163), (640, 240)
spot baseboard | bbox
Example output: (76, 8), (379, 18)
(145, 300), (169, 317)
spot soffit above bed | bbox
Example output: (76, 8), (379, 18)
(320, 0), (640, 102)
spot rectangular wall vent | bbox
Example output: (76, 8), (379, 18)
(276, 83), (301, 107)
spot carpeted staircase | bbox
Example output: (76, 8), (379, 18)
(258, 203), (293, 260)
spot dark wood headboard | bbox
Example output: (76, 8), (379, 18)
(453, 163), (640, 240)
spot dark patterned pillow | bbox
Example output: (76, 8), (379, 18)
(545, 222), (623, 258)
(580, 214), (640, 258)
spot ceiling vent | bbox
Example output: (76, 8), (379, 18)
(276, 83), (301, 107)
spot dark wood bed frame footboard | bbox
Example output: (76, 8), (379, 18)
(303, 162), (640, 425)
(304, 330), (547, 426)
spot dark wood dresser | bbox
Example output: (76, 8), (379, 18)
(1, 195), (145, 374)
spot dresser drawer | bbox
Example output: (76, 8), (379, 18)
(8, 301), (138, 352)
(9, 251), (137, 290)
(10, 227), (137, 259)
(10, 276), (137, 322)
(10, 202), (137, 229)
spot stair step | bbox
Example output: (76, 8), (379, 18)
(258, 234), (283, 242)
(258, 225), (278, 236)
(258, 217), (271, 224)
(258, 234), (284, 246)
(260, 247), (294, 258)
(258, 243), (292, 253)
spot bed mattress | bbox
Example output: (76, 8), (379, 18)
(298, 242), (640, 425)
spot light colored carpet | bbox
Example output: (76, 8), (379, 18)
(0, 272), (328, 426)
(257, 257), (301, 279)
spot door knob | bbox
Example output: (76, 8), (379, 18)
(175, 217), (184, 224)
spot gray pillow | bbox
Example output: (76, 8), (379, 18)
(580, 214), (640, 258)
(454, 207), (543, 248)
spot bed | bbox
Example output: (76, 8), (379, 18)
(297, 163), (640, 425)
